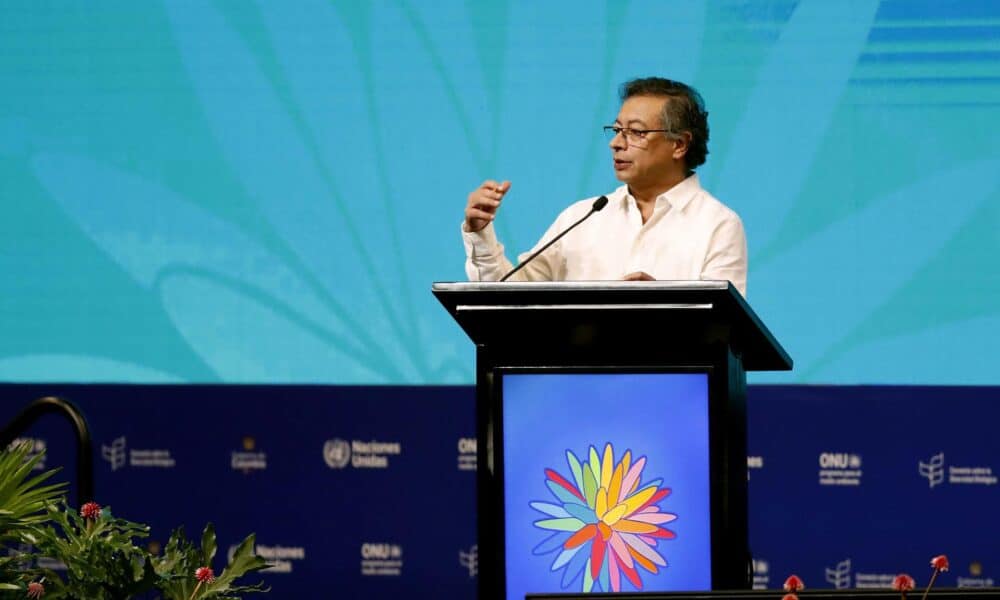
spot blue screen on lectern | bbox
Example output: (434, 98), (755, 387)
(501, 372), (712, 599)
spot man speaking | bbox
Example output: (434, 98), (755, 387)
(461, 77), (747, 297)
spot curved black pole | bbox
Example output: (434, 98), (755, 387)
(0, 396), (94, 506)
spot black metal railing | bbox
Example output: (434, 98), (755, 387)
(0, 396), (94, 506)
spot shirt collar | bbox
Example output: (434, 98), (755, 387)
(616, 173), (702, 213)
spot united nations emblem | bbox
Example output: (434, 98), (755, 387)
(323, 439), (351, 469)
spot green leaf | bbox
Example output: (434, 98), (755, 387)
(0, 443), (66, 534)
(151, 525), (268, 599)
(204, 533), (269, 596)
(122, 556), (160, 596)
(201, 523), (217, 565)
(23, 499), (160, 598)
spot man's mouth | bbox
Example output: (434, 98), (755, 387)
(614, 159), (632, 171)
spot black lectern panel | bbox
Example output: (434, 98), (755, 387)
(433, 281), (791, 600)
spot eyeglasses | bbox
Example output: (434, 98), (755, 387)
(603, 125), (676, 146)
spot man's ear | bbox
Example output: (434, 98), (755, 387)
(672, 131), (692, 160)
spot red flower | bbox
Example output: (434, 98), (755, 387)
(783, 574), (805, 592)
(892, 573), (915, 591)
(195, 567), (215, 583)
(782, 595), (798, 600)
(79, 502), (101, 520)
(930, 555), (949, 572)
(26, 581), (44, 599)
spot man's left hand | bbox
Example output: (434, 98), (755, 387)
(622, 271), (655, 281)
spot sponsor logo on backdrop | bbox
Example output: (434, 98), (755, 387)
(323, 439), (350, 468)
(919, 453), (945, 488)
(751, 558), (769, 589)
(747, 455), (763, 481)
(258, 544), (305, 574)
(949, 464), (996, 486)
(854, 572), (898, 588)
(820, 557), (897, 589)
(825, 558), (851, 589)
(226, 542), (305, 574)
(457, 437), (477, 471)
(231, 436), (267, 473)
(818, 452), (862, 486)
(102, 437), (127, 471)
(919, 453), (997, 488)
(101, 436), (175, 471)
(360, 543), (402, 576)
(9, 437), (47, 470)
(323, 438), (400, 469)
(459, 544), (478, 578)
(958, 560), (994, 588)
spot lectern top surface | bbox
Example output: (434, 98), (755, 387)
(432, 280), (792, 371)
(432, 280), (729, 292)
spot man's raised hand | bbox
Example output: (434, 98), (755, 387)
(464, 180), (511, 233)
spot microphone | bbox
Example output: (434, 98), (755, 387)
(499, 195), (609, 282)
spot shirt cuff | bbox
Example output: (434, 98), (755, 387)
(462, 221), (501, 258)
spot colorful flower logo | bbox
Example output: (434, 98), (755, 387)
(530, 443), (676, 592)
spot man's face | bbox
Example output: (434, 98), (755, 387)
(609, 95), (684, 186)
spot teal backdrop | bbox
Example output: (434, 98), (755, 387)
(1, 1), (998, 385)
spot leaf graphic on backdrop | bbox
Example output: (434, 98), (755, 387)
(394, 0), (501, 167)
(575, 0), (707, 197)
(753, 158), (999, 379)
(156, 268), (386, 382)
(257, 0), (498, 379)
(31, 152), (401, 381)
(163, 1), (422, 380)
(490, 3), (611, 251)
(248, 0), (400, 262)
(365, 1), (508, 310)
(810, 315), (1000, 384)
(267, 0), (512, 380)
(713, 0), (880, 250)
(259, 0), (435, 379)
(0, 354), (181, 383)
(611, 1), (706, 107)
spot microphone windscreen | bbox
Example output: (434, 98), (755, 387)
(593, 195), (609, 211)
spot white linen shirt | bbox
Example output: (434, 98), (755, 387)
(462, 174), (748, 296)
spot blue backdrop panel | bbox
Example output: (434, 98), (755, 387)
(2, 382), (998, 597)
(747, 385), (1000, 590)
(0, 384), (478, 599)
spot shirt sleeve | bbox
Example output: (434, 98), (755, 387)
(701, 214), (748, 297)
(462, 218), (563, 282)
(462, 221), (514, 281)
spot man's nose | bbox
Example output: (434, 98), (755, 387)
(609, 131), (626, 151)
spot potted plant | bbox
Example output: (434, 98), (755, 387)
(1, 444), (268, 599)
(0, 441), (66, 596)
